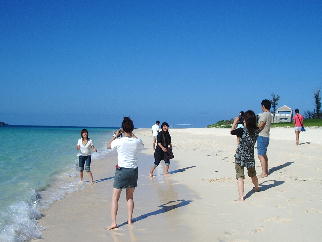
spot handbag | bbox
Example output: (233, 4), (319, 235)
(162, 133), (174, 160)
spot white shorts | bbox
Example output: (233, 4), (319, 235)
(294, 127), (302, 132)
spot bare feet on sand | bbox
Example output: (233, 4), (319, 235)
(106, 224), (118, 230)
(260, 173), (268, 178)
(253, 187), (260, 192)
(149, 173), (154, 178)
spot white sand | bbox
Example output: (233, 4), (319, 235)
(36, 127), (322, 242)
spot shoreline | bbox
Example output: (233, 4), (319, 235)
(35, 127), (322, 242)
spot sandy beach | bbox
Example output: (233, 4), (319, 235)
(36, 127), (322, 242)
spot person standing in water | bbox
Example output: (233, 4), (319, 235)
(150, 122), (173, 177)
(76, 129), (97, 184)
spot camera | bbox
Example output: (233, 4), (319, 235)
(114, 128), (123, 138)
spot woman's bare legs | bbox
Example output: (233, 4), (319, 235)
(164, 164), (170, 175)
(126, 188), (135, 224)
(251, 176), (260, 192)
(107, 188), (121, 230)
(150, 165), (157, 177)
(86, 171), (94, 184)
(295, 130), (300, 145)
(79, 171), (84, 182)
(237, 178), (245, 201)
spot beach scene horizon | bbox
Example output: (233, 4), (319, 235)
(1, 0), (322, 241)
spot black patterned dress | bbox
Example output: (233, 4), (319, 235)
(231, 128), (260, 168)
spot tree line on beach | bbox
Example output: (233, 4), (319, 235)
(208, 89), (322, 128)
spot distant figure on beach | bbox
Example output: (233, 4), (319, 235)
(76, 129), (97, 184)
(106, 117), (144, 230)
(150, 122), (173, 177)
(151, 121), (160, 150)
(231, 110), (260, 201)
(257, 99), (272, 178)
(293, 109), (304, 145)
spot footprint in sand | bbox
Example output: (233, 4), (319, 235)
(275, 204), (286, 208)
(230, 240), (250, 242)
(305, 208), (322, 214)
(264, 216), (292, 223)
(293, 177), (310, 182)
(206, 177), (233, 183)
(251, 226), (264, 234)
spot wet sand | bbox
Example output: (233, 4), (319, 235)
(36, 127), (322, 242)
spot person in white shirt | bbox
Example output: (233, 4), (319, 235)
(106, 117), (144, 230)
(76, 129), (97, 184)
(151, 121), (160, 149)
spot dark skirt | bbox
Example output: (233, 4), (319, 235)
(113, 167), (138, 189)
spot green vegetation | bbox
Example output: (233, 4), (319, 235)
(207, 120), (233, 128)
(208, 119), (322, 128)
(272, 119), (322, 127)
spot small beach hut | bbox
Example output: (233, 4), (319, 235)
(274, 105), (292, 123)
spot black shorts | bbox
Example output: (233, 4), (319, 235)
(154, 159), (170, 166)
(113, 167), (138, 189)
(154, 149), (170, 166)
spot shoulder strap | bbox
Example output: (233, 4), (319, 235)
(296, 114), (303, 126)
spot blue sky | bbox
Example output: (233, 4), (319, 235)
(1, 0), (321, 127)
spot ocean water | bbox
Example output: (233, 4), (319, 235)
(0, 126), (115, 241)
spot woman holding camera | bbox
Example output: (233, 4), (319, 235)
(150, 122), (172, 177)
(231, 110), (260, 201)
(106, 117), (144, 230)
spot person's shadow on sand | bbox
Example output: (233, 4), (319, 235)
(244, 180), (285, 200)
(95, 176), (114, 183)
(169, 166), (196, 174)
(299, 142), (311, 145)
(269, 162), (294, 175)
(117, 199), (192, 227)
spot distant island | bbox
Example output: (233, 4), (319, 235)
(0, 122), (8, 126)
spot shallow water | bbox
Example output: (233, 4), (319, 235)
(0, 126), (114, 241)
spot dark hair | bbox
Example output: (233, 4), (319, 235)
(161, 122), (169, 128)
(244, 110), (257, 135)
(80, 129), (89, 140)
(156, 121), (160, 124)
(261, 99), (271, 110)
(295, 109), (299, 114)
(122, 117), (134, 133)
(239, 111), (244, 116)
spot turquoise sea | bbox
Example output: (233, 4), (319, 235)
(0, 126), (115, 241)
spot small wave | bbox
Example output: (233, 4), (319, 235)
(0, 191), (42, 242)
